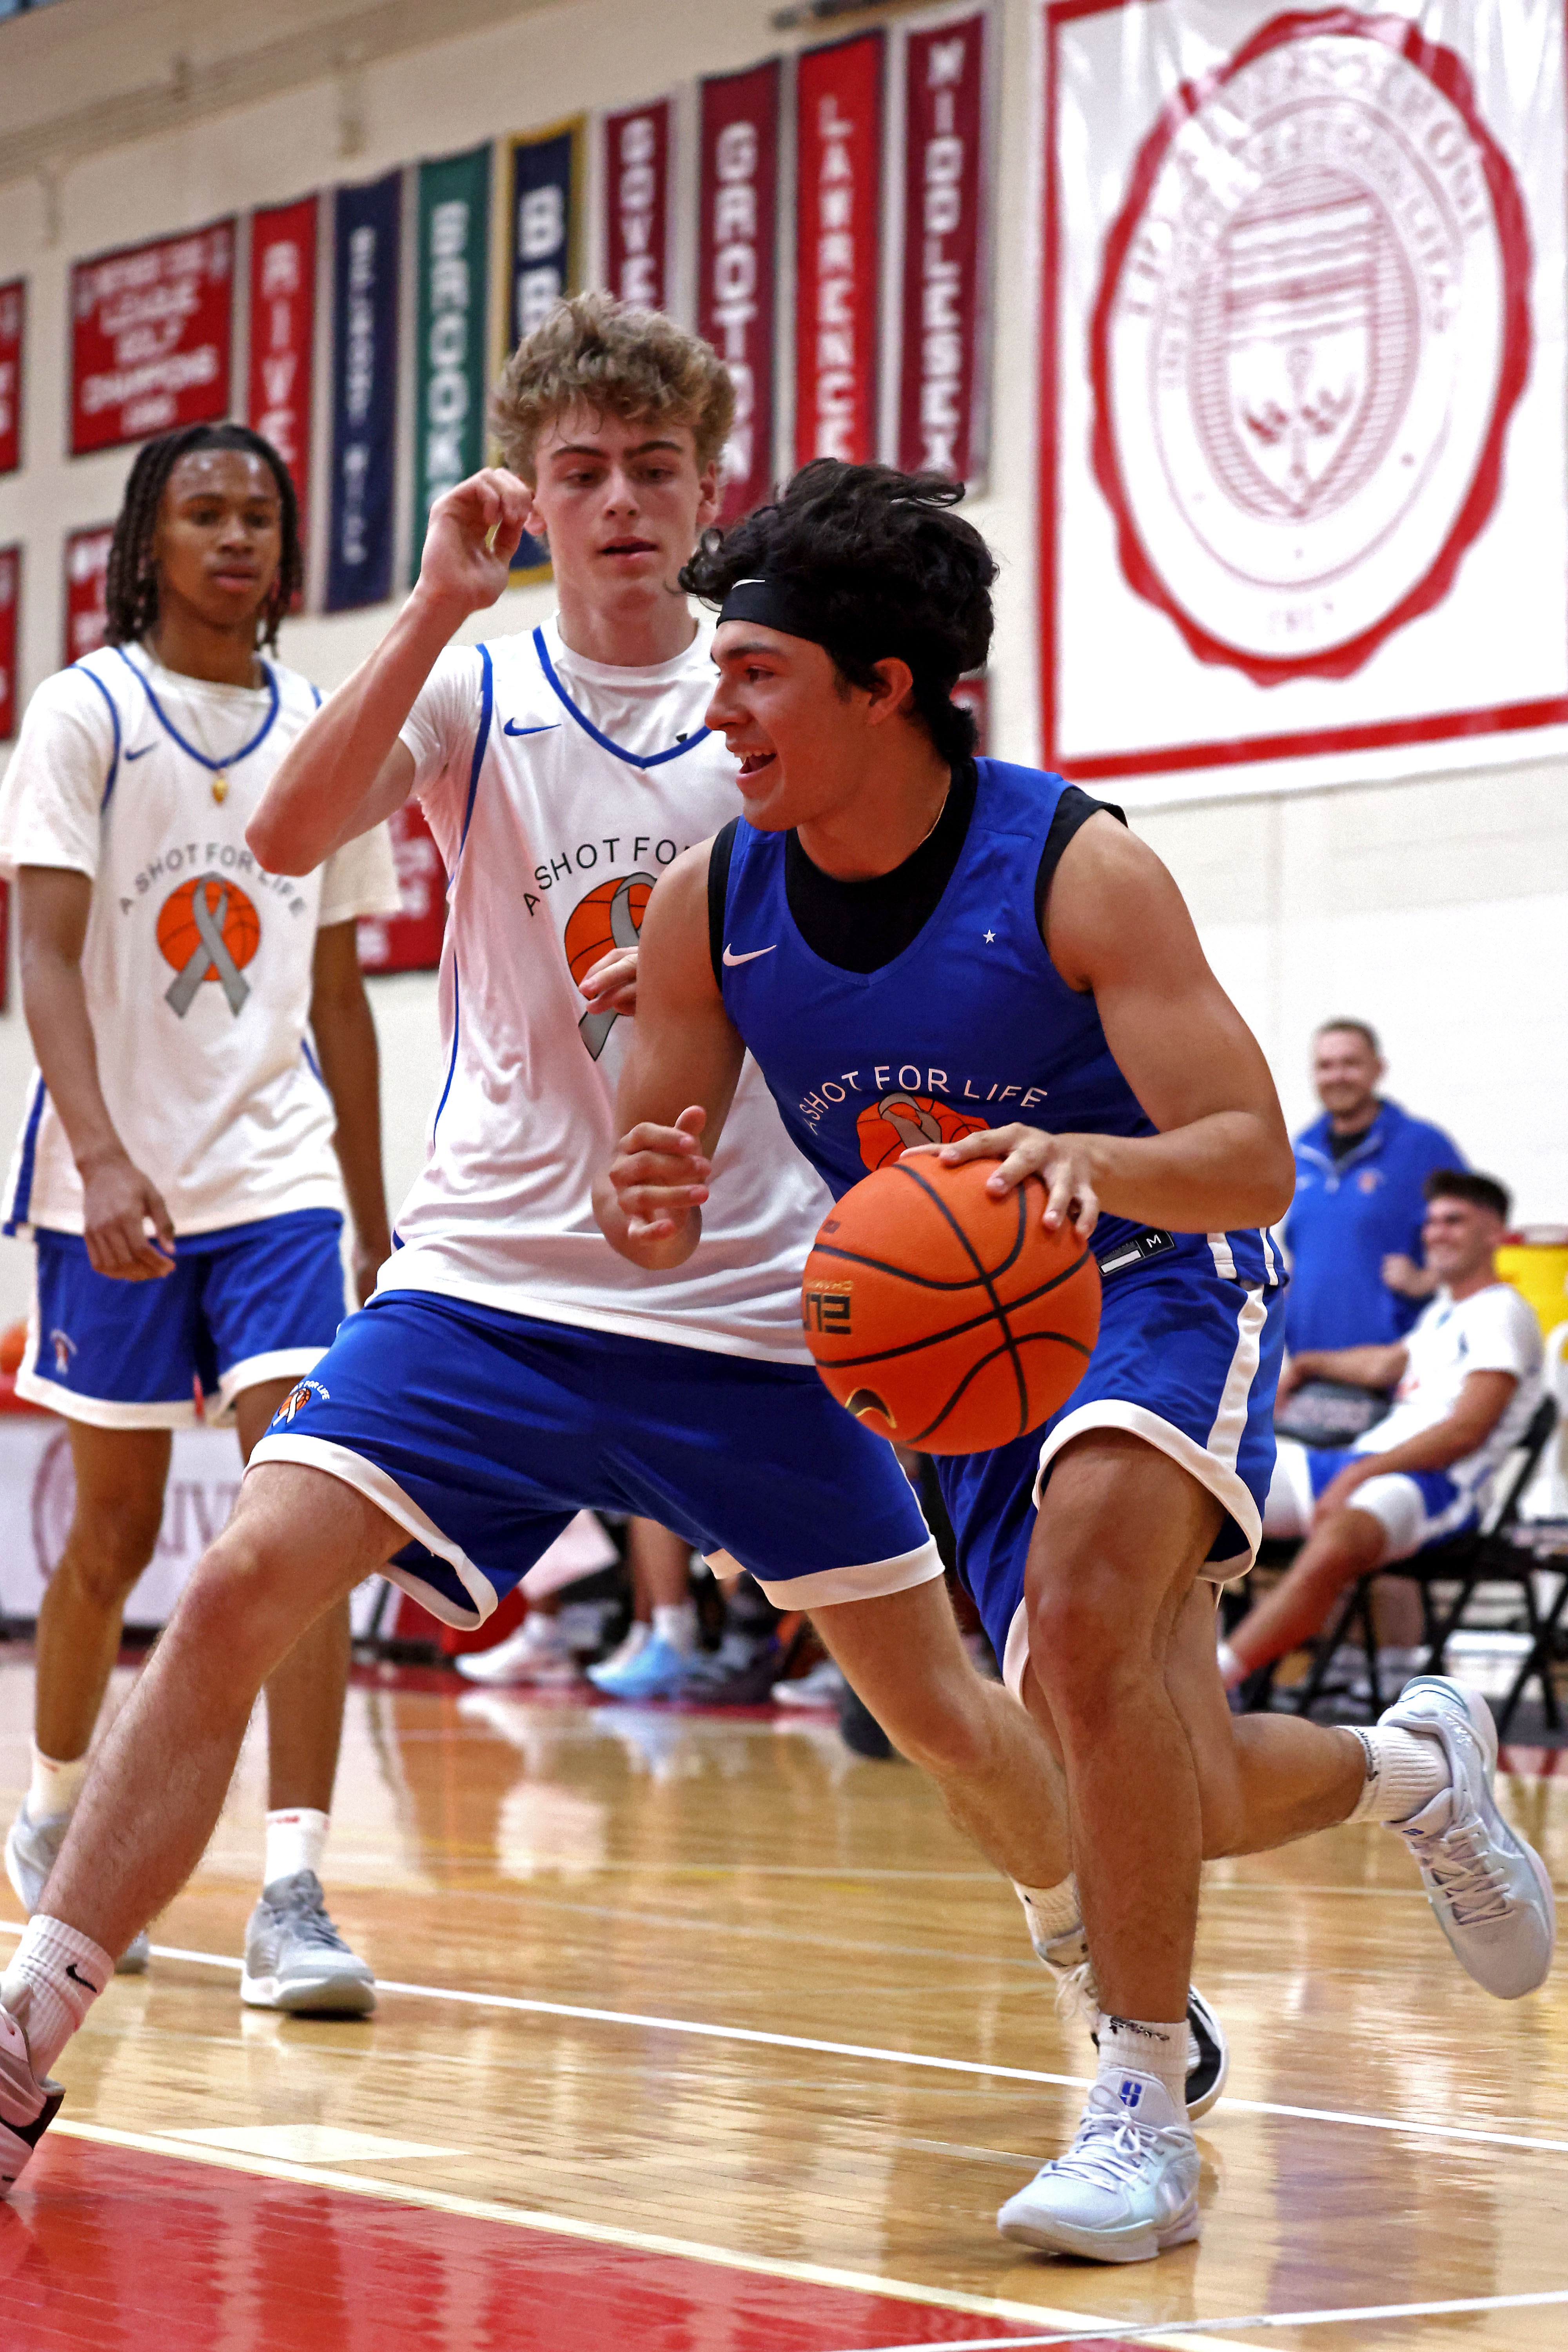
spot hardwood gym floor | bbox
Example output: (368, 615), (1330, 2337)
(1, 1650), (1565, 2350)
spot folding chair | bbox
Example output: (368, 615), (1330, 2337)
(1279, 1394), (1562, 1731)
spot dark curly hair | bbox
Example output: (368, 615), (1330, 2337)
(680, 461), (996, 764)
(103, 422), (303, 653)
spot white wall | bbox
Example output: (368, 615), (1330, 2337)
(0, 0), (1562, 1344)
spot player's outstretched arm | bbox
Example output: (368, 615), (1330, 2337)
(594, 844), (746, 1272)
(18, 867), (175, 1279)
(932, 817), (1296, 1237)
(249, 469), (535, 877)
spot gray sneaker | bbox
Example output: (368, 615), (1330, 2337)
(240, 1870), (376, 2015)
(4, 1802), (149, 1975)
(1381, 1677), (1556, 1999)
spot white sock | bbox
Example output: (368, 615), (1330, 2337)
(1014, 1875), (1081, 1956)
(1097, 2015), (1188, 2113)
(27, 1744), (89, 1826)
(652, 1600), (697, 1657)
(0, 1915), (114, 2078)
(1216, 1641), (1245, 1690)
(1346, 1724), (1448, 1824)
(263, 1808), (329, 1888)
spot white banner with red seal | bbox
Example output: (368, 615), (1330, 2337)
(1040, 1), (1568, 802)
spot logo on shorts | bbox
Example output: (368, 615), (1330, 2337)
(274, 1377), (330, 1426)
(156, 875), (262, 1018)
(1091, 15), (1530, 683)
(50, 1327), (76, 1376)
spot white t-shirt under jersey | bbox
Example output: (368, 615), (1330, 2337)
(1353, 1280), (1546, 1495)
(0, 644), (401, 1238)
(385, 615), (829, 1362)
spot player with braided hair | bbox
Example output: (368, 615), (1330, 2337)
(0, 423), (399, 2012)
(103, 421), (305, 654)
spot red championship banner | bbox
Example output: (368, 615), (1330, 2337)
(356, 802), (447, 976)
(62, 525), (114, 666)
(895, 11), (991, 483)
(794, 34), (884, 470)
(247, 199), (317, 549)
(603, 99), (672, 311)
(698, 60), (782, 522)
(0, 282), (23, 476)
(70, 222), (234, 457)
(0, 546), (19, 741)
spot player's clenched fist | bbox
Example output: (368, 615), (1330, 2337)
(412, 468), (536, 620)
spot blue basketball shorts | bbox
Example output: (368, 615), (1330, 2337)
(20, 1209), (348, 1431)
(247, 1291), (942, 1630)
(935, 1259), (1286, 1695)
(1264, 1438), (1477, 1563)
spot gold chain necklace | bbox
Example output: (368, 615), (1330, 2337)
(150, 652), (266, 804)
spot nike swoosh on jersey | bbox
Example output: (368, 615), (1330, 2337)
(503, 720), (561, 739)
(722, 944), (777, 966)
(124, 744), (155, 761)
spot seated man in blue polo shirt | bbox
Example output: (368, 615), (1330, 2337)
(1284, 1020), (1464, 1356)
(1221, 1171), (1544, 1687)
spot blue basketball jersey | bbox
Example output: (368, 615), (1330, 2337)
(716, 757), (1281, 1290)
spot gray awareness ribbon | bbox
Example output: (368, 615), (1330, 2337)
(165, 874), (252, 1018)
(577, 872), (653, 1060)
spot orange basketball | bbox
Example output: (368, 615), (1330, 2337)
(801, 1155), (1101, 1454)
(564, 873), (653, 985)
(156, 875), (261, 977)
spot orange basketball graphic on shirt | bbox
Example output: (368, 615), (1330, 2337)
(856, 1092), (989, 1173)
(156, 875), (261, 982)
(564, 872), (654, 985)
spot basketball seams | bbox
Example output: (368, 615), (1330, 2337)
(894, 1161), (1029, 1436)
(809, 1236), (1092, 1299)
(808, 1251), (1095, 1370)
(909, 1326), (1095, 1448)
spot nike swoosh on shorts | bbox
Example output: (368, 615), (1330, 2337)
(722, 944), (776, 966)
(503, 720), (560, 738)
(125, 745), (155, 761)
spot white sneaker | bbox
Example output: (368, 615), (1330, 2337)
(241, 1871), (376, 2015)
(5, 1802), (149, 1974)
(1038, 1926), (1228, 2122)
(0, 2006), (63, 2197)
(997, 2071), (1200, 2262)
(773, 1659), (846, 1708)
(1381, 1677), (1555, 1998)
(454, 1616), (583, 1687)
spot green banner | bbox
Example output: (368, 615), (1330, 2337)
(410, 143), (491, 580)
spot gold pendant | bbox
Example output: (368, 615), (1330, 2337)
(212, 773), (228, 805)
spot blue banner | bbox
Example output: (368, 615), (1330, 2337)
(327, 170), (402, 612)
(504, 119), (583, 577)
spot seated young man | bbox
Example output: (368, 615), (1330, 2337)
(1220, 1170), (1545, 1688)
(599, 462), (1556, 2264)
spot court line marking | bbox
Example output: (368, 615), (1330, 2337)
(12, 1919), (1568, 2154)
(45, 2118), (1255, 2352)
(222, 1954), (1568, 2158)
(9, 1921), (1568, 2159)
(837, 2287), (1568, 2347)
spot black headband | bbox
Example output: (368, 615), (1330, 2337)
(716, 574), (835, 647)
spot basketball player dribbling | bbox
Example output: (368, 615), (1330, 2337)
(0, 300), (1161, 2200)
(0, 423), (398, 2012)
(599, 461), (1557, 2263)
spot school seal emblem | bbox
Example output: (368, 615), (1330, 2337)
(1090, 12), (1530, 686)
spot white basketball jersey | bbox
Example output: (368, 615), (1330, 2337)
(388, 616), (829, 1362)
(0, 644), (401, 1238)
